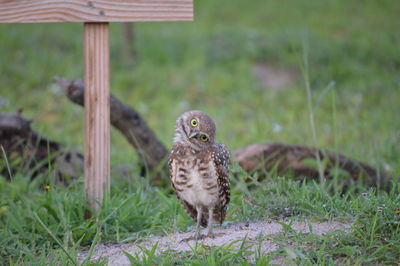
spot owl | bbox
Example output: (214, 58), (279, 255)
(169, 110), (230, 238)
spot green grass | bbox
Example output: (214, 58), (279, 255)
(1, 0), (399, 264)
(1, 173), (399, 264)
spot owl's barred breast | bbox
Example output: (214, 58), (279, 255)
(171, 153), (219, 208)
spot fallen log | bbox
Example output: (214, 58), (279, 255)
(0, 112), (83, 185)
(234, 143), (397, 191)
(54, 77), (169, 183)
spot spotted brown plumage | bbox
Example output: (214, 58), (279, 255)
(169, 110), (230, 237)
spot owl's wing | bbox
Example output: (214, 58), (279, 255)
(211, 143), (231, 224)
(168, 146), (202, 225)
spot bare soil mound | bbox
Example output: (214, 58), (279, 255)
(79, 220), (350, 265)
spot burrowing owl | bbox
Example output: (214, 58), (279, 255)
(169, 110), (230, 238)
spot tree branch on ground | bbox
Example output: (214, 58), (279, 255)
(0, 112), (83, 185)
(234, 143), (397, 191)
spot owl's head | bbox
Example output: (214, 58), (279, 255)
(173, 110), (216, 149)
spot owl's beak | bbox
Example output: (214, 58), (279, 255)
(189, 132), (199, 139)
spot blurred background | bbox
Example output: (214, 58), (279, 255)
(1, 0), (399, 174)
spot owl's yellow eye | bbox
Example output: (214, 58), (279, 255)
(190, 119), (198, 127)
(200, 134), (209, 142)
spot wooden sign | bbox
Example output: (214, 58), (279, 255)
(0, 0), (193, 213)
(0, 0), (193, 23)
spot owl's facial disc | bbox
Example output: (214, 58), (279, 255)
(186, 116), (210, 143)
(173, 110), (216, 146)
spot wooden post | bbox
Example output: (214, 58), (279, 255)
(84, 22), (110, 212)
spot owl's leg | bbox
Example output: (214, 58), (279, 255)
(207, 207), (214, 238)
(195, 206), (203, 240)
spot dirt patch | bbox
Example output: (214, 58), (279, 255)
(252, 62), (295, 90)
(78, 220), (350, 265)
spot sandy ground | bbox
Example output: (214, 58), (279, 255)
(78, 220), (350, 265)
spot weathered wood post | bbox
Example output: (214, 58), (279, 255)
(84, 22), (110, 211)
(0, 0), (193, 213)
